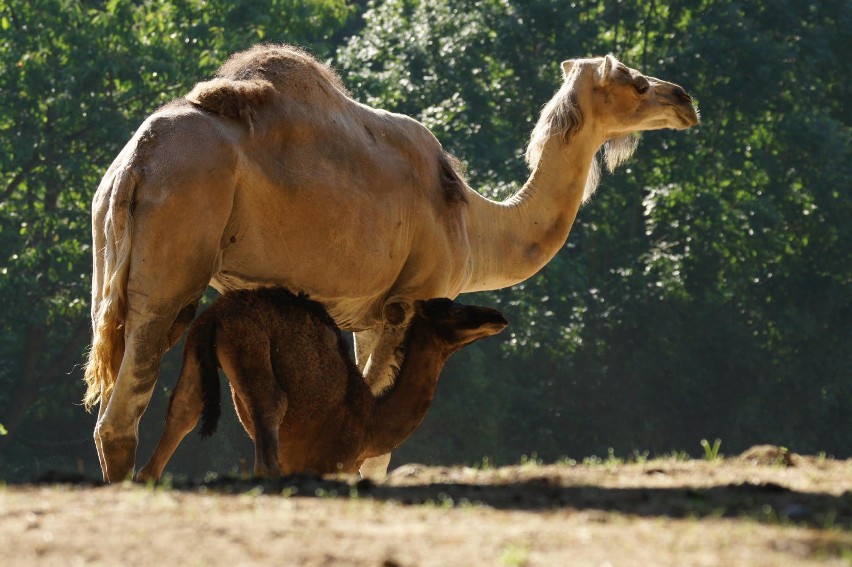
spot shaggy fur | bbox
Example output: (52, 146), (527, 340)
(526, 55), (643, 202)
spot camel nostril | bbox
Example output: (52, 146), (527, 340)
(672, 86), (692, 103)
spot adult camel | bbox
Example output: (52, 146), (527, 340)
(86, 44), (698, 482)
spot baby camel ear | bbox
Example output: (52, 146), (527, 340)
(596, 54), (617, 87)
(413, 300), (428, 318)
(560, 59), (575, 79)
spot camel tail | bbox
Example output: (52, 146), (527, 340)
(83, 166), (138, 412)
(197, 315), (222, 438)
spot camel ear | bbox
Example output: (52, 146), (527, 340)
(413, 298), (457, 322)
(596, 54), (616, 87)
(560, 60), (575, 79)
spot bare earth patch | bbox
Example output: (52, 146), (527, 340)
(2, 447), (850, 566)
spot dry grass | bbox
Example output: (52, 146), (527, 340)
(1, 447), (850, 566)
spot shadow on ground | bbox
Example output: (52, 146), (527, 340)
(27, 466), (852, 530)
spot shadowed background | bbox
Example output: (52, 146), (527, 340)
(0, 0), (848, 480)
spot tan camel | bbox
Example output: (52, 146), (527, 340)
(136, 289), (507, 480)
(86, 43), (698, 481)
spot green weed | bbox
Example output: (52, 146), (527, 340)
(700, 438), (723, 461)
(519, 453), (543, 467)
(500, 542), (530, 567)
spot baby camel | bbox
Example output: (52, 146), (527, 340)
(137, 288), (507, 480)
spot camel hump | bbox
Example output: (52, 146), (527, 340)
(185, 77), (276, 131)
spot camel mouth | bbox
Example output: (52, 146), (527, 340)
(673, 105), (700, 129)
(469, 310), (509, 336)
(483, 311), (509, 329)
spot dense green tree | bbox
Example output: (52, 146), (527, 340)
(0, 0), (848, 479)
(340, 0), (851, 464)
(0, 0), (352, 479)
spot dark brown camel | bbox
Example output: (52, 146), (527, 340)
(137, 289), (507, 480)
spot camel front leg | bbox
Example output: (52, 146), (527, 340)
(357, 303), (412, 479)
(360, 302), (412, 395)
(353, 327), (380, 374)
(359, 453), (392, 480)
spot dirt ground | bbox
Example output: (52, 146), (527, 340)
(1, 446), (850, 566)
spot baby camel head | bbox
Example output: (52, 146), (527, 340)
(412, 298), (508, 350)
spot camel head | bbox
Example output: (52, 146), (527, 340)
(569, 54), (700, 138)
(526, 54), (699, 202)
(528, 54), (699, 155)
(412, 298), (508, 349)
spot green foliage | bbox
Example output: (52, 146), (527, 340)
(0, 0), (352, 479)
(0, 0), (849, 479)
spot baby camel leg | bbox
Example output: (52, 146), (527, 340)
(251, 409), (284, 477)
(219, 351), (286, 477)
(136, 356), (205, 482)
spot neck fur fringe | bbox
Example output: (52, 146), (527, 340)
(525, 67), (639, 203)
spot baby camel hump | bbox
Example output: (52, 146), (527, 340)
(213, 289), (354, 412)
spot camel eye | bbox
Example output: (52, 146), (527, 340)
(635, 81), (649, 95)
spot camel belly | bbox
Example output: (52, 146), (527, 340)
(212, 203), (469, 331)
(213, 250), (399, 332)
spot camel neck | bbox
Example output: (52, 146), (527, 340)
(461, 128), (603, 292)
(365, 326), (450, 455)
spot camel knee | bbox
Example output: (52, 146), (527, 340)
(95, 410), (132, 440)
(165, 401), (203, 439)
(382, 300), (413, 326)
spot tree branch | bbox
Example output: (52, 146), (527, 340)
(0, 153), (39, 205)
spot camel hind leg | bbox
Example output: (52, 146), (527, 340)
(95, 219), (214, 482)
(92, 109), (238, 481)
(94, 202), (230, 481)
(96, 300), (202, 481)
